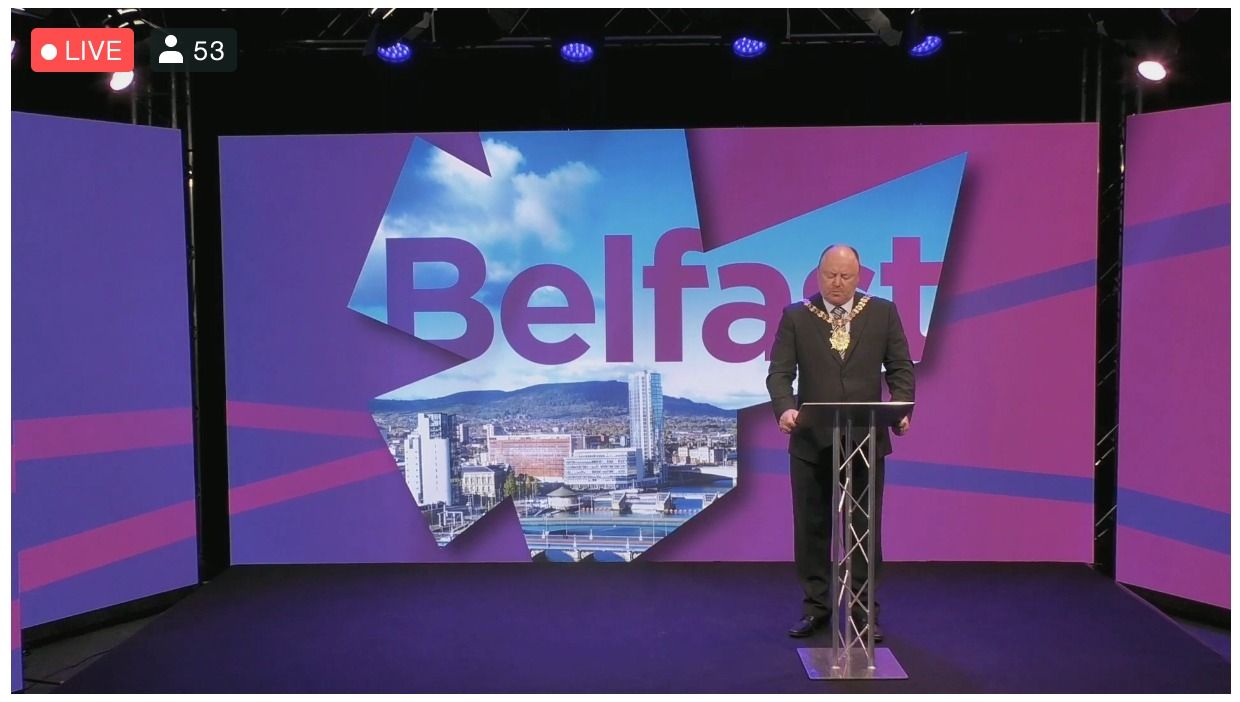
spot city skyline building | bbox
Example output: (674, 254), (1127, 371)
(564, 448), (645, 491)
(487, 433), (574, 481)
(404, 412), (457, 506)
(628, 370), (665, 479)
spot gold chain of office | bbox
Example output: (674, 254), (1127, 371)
(804, 295), (872, 353)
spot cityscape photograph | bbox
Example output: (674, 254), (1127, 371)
(372, 370), (737, 561)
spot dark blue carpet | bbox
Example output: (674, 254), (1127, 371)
(58, 562), (1229, 693)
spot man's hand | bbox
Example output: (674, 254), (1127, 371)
(779, 409), (799, 434)
(894, 415), (911, 436)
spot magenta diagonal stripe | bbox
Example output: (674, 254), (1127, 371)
(18, 500), (197, 593)
(13, 408), (193, 463)
(227, 401), (380, 438)
(229, 448), (395, 515)
(18, 448), (398, 591)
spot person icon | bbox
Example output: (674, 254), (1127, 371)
(158, 34), (183, 64)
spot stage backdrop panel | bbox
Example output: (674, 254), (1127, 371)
(1117, 102), (1230, 608)
(221, 123), (1097, 565)
(12, 113), (198, 629)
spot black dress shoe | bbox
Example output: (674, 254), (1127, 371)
(788, 614), (826, 638)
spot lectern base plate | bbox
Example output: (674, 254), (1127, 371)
(797, 646), (908, 680)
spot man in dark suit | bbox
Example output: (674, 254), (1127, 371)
(766, 244), (915, 641)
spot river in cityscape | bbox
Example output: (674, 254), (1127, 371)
(516, 478), (734, 537)
(430, 478), (737, 555)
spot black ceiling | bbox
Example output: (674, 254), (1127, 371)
(11, 8), (1230, 133)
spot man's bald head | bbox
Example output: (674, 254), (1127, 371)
(818, 244), (861, 306)
(819, 244), (861, 267)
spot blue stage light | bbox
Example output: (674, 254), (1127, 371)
(377, 41), (412, 65)
(908, 34), (943, 58)
(732, 36), (767, 59)
(560, 41), (595, 64)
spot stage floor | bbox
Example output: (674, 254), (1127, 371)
(59, 562), (1228, 693)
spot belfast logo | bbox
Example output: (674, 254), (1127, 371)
(349, 130), (964, 561)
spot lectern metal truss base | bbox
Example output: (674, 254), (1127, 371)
(792, 402), (916, 683)
(797, 646), (908, 680)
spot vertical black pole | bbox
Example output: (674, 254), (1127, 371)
(181, 73), (232, 582)
(1093, 35), (1125, 579)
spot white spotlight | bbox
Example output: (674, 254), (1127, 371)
(1137, 60), (1168, 82)
(109, 71), (134, 91)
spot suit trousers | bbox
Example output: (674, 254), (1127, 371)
(790, 450), (885, 619)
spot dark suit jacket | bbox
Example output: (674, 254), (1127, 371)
(766, 292), (915, 462)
